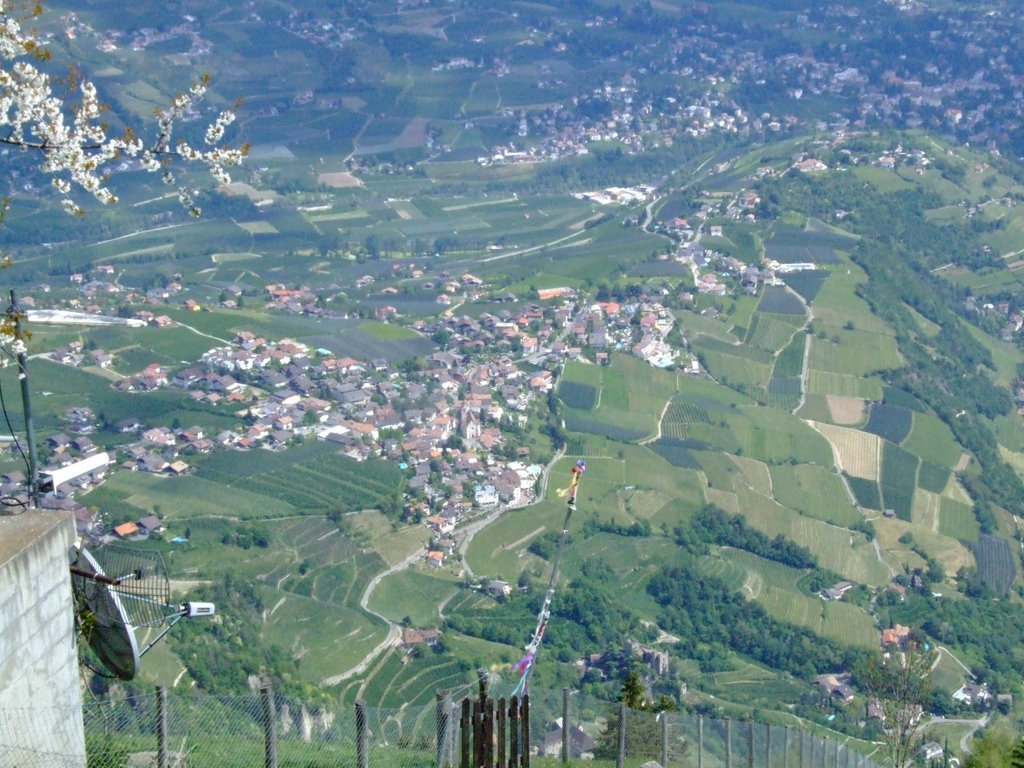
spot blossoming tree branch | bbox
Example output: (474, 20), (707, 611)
(0, 1), (248, 220)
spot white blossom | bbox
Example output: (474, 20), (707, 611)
(0, 3), (247, 216)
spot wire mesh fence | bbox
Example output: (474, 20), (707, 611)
(2, 685), (890, 768)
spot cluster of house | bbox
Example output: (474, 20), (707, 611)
(564, 299), (680, 369)
(29, 295), (572, 544)
(811, 622), (998, 732)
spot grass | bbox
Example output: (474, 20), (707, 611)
(367, 569), (462, 626)
(83, 471), (296, 522)
(903, 412), (964, 468)
(704, 548), (878, 648)
(735, 485), (890, 586)
(768, 464), (862, 527)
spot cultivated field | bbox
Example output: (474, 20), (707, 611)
(806, 421), (880, 480)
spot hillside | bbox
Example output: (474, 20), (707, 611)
(5, 0), (1024, 756)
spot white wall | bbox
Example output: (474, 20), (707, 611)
(0, 511), (86, 767)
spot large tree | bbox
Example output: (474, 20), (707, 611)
(857, 647), (936, 768)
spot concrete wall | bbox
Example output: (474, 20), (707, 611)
(0, 511), (86, 767)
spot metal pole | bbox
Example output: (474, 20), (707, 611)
(798, 730), (804, 768)
(437, 690), (449, 768)
(725, 719), (732, 768)
(562, 687), (570, 764)
(261, 680), (278, 768)
(784, 726), (790, 768)
(747, 721), (753, 768)
(617, 701), (627, 768)
(8, 291), (39, 507)
(356, 699), (368, 768)
(765, 723), (771, 768)
(661, 712), (669, 768)
(449, 698), (457, 768)
(156, 685), (168, 768)
(698, 717), (703, 768)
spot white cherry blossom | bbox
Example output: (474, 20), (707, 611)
(0, 2), (247, 217)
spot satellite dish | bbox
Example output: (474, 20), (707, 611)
(70, 543), (215, 680)
(69, 547), (141, 680)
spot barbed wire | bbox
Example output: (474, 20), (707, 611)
(0, 685), (888, 768)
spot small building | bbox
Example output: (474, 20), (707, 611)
(137, 516), (163, 535)
(113, 521), (139, 539)
(918, 742), (943, 762)
(402, 628), (441, 647)
(488, 580), (512, 598)
(541, 723), (595, 758)
(823, 581), (853, 600)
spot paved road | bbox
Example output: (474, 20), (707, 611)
(928, 714), (988, 755)
(319, 546), (425, 687)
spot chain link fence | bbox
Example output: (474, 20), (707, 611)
(1, 685), (889, 768)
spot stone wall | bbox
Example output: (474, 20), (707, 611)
(0, 511), (85, 767)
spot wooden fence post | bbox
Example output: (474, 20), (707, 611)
(483, 696), (491, 768)
(497, 697), (507, 768)
(460, 697), (471, 768)
(509, 696), (520, 768)
(522, 694), (530, 768)
(472, 697), (482, 768)
(261, 680), (278, 768)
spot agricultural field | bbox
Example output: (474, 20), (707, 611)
(902, 412), (968, 469)
(863, 404), (912, 445)
(807, 328), (902, 378)
(728, 455), (774, 497)
(772, 332), (806, 379)
(938, 496), (980, 541)
(805, 369), (884, 400)
(706, 549), (878, 648)
(195, 441), (405, 515)
(355, 648), (475, 709)
(718, 408), (833, 466)
(745, 312), (803, 352)
(82, 471), (295, 523)
(563, 354), (679, 442)
(367, 569), (462, 627)
(846, 477), (881, 511)
(768, 464), (861, 527)
(756, 286), (806, 316)
(973, 534), (1017, 595)
(659, 397), (712, 440)
(735, 485), (891, 586)
(806, 421), (880, 480)
(880, 443), (919, 521)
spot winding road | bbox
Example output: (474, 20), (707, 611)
(319, 546), (425, 687)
